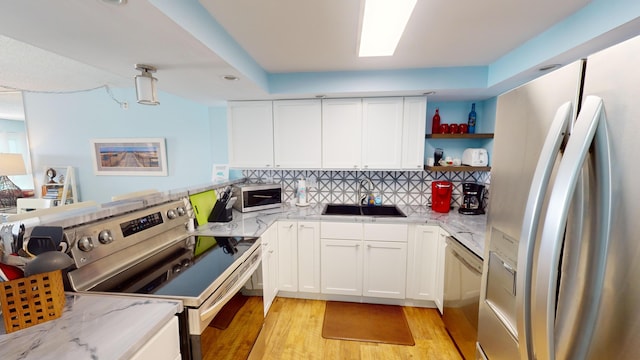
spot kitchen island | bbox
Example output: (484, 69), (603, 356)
(0, 292), (183, 360)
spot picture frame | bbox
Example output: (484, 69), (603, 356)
(90, 138), (167, 176)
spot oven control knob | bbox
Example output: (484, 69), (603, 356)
(98, 230), (113, 244)
(78, 236), (94, 252)
(167, 209), (178, 220)
(172, 264), (182, 274)
(177, 206), (186, 216)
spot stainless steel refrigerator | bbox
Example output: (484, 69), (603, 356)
(477, 33), (640, 360)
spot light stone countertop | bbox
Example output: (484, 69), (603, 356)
(197, 202), (487, 258)
(0, 293), (183, 359)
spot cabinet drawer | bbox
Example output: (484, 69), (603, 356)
(320, 222), (362, 239)
(363, 223), (408, 242)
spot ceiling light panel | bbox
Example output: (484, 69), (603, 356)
(359, 0), (417, 57)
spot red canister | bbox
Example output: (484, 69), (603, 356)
(439, 124), (449, 134)
(431, 181), (452, 213)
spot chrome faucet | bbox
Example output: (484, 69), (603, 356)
(358, 178), (374, 205)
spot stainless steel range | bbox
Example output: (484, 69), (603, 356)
(63, 199), (262, 359)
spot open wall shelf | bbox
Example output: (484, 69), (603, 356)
(425, 133), (494, 139)
(424, 165), (491, 172)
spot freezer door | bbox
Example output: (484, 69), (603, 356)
(563, 34), (640, 360)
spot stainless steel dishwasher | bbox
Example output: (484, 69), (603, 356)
(443, 236), (483, 360)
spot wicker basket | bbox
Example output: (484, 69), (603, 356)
(0, 270), (66, 333)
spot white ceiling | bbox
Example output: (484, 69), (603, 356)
(0, 0), (618, 108)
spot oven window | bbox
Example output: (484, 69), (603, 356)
(244, 189), (281, 207)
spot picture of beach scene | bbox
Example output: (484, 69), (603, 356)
(91, 138), (167, 176)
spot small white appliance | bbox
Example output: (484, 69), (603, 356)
(462, 148), (488, 166)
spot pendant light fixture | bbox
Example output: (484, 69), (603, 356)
(134, 64), (159, 105)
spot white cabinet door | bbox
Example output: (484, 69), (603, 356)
(406, 225), (439, 302)
(297, 221), (321, 293)
(322, 98), (362, 169)
(228, 101), (274, 168)
(273, 99), (322, 168)
(362, 97), (404, 169)
(130, 316), (180, 360)
(401, 96), (427, 170)
(261, 225), (279, 316)
(435, 227), (449, 313)
(321, 239), (363, 296)
(363, 240), (408, 299)
(277, 220), (298, 292)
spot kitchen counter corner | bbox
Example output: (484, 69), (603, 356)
(0, 293), (183, 359)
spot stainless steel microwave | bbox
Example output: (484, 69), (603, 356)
(232, 183), (282, 213)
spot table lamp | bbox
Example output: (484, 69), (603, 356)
(0, 153), (27, 207)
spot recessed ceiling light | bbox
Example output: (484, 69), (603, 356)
(222, 75), (239, 81)
(101, 0), (127, 5)
(358, 0), (417, 57)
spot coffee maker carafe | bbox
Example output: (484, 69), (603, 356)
(458, 183), (485, 215)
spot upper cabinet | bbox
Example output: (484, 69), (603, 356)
(228, 96), (428, 170)
(402, 97), (427, 170)
(322, 98), (363, 169)
(362, 98), (404, 169)
(273, 100), (322, 169)
(228, 101), (274, 168)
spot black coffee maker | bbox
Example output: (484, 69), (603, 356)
(458, 183), (486, 215)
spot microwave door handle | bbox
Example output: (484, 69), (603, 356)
(516, 101), (573, 360)
(532, 96), (612, 360)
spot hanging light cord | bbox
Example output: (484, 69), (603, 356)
(0, 84), (128, 108)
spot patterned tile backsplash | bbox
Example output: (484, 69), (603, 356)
(241, 169), (491, 208)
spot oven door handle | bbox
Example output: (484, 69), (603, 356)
(199, 256), (261, 321)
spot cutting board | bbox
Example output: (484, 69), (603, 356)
(189, 190), (217, 226)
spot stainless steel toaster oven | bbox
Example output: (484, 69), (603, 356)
(232, 183), (282, 213)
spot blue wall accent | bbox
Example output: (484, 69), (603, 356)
(488, 0), (640, 87)
(268, 67), (488, 95)
(22, 87), (213, 204)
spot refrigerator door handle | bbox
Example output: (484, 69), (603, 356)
(532, 95), (612, 360)
(516, 101), (573, 360)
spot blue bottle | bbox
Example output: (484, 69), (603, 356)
(468, 103), (477, 134)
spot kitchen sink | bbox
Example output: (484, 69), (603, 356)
(322, 204), (406, 217)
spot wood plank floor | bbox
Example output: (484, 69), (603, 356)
(202, 296), (462, 360)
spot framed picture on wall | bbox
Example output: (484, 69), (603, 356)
(90, 138), (168, 176)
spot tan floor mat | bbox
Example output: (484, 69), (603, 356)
(322, 301), (415, 346)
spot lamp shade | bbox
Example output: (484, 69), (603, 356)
(0, 153), (26, 176)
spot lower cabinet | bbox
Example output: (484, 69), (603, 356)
(297, 221), (321, 293)
(321, 238), (364, 296)
(321, 222), (408, 298)
(406, 225), (439, 302)
(261, 224), (279, 316)
(435, 227), (450, 314)
(130, 316), (180, 360)
(259, 220), (448, 312)
(277, 220), (298, 292)
(363, 240), (407, 299)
